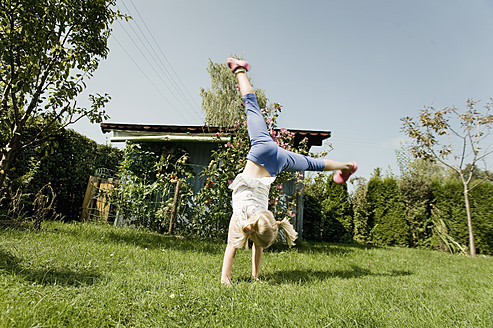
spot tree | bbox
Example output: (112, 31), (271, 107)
(200, 57), (269, 128)
(0, 0), (124, 188)
(402, 100), (493, 256)
(431, 171), (493, 254)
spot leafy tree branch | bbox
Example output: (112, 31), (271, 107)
(0, 0), (127, 187)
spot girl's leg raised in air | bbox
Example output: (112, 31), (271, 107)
(229, 60), (279, 177)
(276, 145), (356, 173)
(234, 69), (273, 147)
(236, 70), (254, 97)
(228, 57), (357, 179)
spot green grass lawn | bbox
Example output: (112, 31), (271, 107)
(0, 221), (492, 327)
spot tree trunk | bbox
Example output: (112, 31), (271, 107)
(463, 187), (476, 257)
(0, 136), (21, 188)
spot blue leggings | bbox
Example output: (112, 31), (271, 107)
(244, 93), (325, 177)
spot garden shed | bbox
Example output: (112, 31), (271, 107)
(100, 122), (331, 236)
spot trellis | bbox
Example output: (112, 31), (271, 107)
(81, 168), (119, 223)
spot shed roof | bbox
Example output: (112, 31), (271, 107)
(100, 122), (331, 147)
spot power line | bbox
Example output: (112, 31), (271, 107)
(126, 0), (202, 112)
(117, 0), (203, 123)
(115, 19), (198, 122)
(112, 34), (192, 124)
(117, 2), (197, 116)
(125, 0), (202, 115)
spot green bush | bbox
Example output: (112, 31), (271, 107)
(303, 173), (353, 243)
(366, 170), (410, 247)
(399, 175), (433, 247)
(5, 128), (123, 220)
(350, 177), (371, 244)
(302, 193), (323, 241)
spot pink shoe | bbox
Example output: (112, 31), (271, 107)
(226, 57), (251, 72)
(333, 162), (358, 184)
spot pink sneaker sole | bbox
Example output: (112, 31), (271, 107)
(226, 57), (251, 72)
(333, 162), (358, 184)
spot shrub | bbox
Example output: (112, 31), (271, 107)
(111, 142), (195, 233)
(3, 128), (123, 221)
(366, 169), (410, 247)
(303, 173), (353, 243)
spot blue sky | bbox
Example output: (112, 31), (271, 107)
(74, 0), (493, 181)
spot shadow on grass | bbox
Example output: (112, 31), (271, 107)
(45, 223), (381, 257)
(268, 240), (380, 256)
(264, 265), (412, 285)
(104, 230), (225, 254)
(49, 224), (225, 255)
(0, 248), (102, 287)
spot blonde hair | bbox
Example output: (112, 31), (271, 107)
(232, 210), (298, 249)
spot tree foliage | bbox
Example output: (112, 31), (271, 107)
(365, 169), (410, 247)
(348, 161), (493, 254)
(350, 177), (371, 244)
(396, 149), (444, 247)
(200, 57), (269, 128)
(0, 0), (124, 187)
(431, 174), (493, 254)
(303, 173), (353, 242)
(36, 129), (122, 219)
(402, 99), (493, 256)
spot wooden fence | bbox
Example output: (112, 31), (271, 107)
(81, 176), (119, 223)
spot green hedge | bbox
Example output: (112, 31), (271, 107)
(302, 173), (352, 243)
(432, 178), (493, 254)
(308, 168), (492, 254)
(7, 129), (123, 220)
(365, 173), (411, 247)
